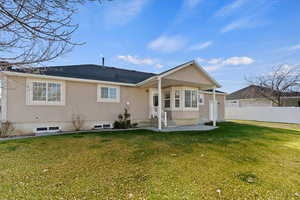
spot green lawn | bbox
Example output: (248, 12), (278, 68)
(0, 122), (300, 200)
(230, 120), (300, 131)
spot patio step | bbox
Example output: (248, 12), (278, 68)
(166, 120), (177, 127)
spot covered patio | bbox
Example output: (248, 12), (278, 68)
(137, 60), (222, 131)
(146, 124), (217, 132)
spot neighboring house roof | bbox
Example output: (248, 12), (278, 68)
(227, 85), (300, 100)
(12, 64), (156, 84)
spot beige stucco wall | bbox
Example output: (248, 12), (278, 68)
(4, 73), (225, 135)
(169, 93), (225, 123)
(165, 65), (214, 86)
(6, 76), (149, 133)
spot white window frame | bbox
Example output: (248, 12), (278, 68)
(198, 92), (205, 106)
(163, 90), (171, 109)
(26, 79), (65, 106)
(171, 87), (183, 110)
(183, 88), (199, 111)
(97, 85), (120, 103)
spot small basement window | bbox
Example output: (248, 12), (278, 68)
(49, 126), (60, 131)
(36, 127), (48, 132)
(103, 124), (112, 129)
(94, 125), (103, 129)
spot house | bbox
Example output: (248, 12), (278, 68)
(0, 60), (226, 135)
(226, 85), (300, 107)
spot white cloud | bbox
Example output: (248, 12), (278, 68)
(288, 44), (300, 51)
(117, 55), (155, 65)
(184, 0), (202, 9)
(214, 0), (249, 17)
(267, 64), (300, 76)
(197, 56), (255, 72)
(189, 41), (213, 51)
(207, 58), (223, 65)
(154, 63), (164, 69)
(117, 55), (163, 69)
(204, 65), (223, 72)
(220, 18), (252, 33)
(103, 0), (148, 26)
(223, 56), (255, 65)
(148, 35), (187, 53)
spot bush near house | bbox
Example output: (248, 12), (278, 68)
(113, 108), (138, 129)
(0, 121), (14, 137)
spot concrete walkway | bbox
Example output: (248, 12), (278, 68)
(146, 125), (217, 132)
(0, 125), (217, 141)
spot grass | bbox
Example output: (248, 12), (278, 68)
(230, 120), (300, 131)
(0, 122), (300, 199)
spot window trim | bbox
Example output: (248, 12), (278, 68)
(26, 79), (65, 106)
(163, 90), (171, 109)
(97, 85), (120, 103)
(174, 89), (181, 109)
(183, 88), (199, 111)
(198, 92), (205, 106)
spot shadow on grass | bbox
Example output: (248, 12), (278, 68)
(6, 145), (18, 152)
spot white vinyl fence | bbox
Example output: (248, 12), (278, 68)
(226, 107), (300, 124)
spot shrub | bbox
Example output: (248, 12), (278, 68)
(0, 121), (15, 137)
(113, 109), (138, 129)
(204, 121), (217, 126)
(113, 121), (122, 129)
(72, 114), (85, 131)
(131, 123), (138, 128)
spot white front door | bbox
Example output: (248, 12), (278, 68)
(209, 100), (218, 121)
(149, 89), (159, 118)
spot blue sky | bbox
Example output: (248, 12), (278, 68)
(50, 0), (300, 92)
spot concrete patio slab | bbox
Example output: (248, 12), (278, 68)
(146, 125), (217, 132)
(0, 125), (217, 141)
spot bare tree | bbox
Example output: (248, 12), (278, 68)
(247, 64), (300, 106)
(0, 0), (111, 70)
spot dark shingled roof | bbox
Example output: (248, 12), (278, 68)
(227, 85), (300, 100)
(14, 64), (156, 84)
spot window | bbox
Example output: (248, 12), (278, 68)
(175, 90), (181, 108)
(185, 90), (198, 108)
(32, 82), (46, 101)
(101, 87), (117, 99)
(98, 85), (120, 102)
(153, 94), (158, 107)
(48, 83), (61, 102)
(164, 91), (171, 108)
(198, 93), (204, 105)
(28, 79), (65, 105)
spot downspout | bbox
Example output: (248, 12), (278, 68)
(1, 75), (7, 122)
(213, 87), (216, 126)
(158, 76), (162, 130)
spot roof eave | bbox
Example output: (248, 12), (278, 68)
(1, 71), (137, 87)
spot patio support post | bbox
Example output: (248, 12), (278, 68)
(213, 87), (216, 126)
(158, 77), (162, 130)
